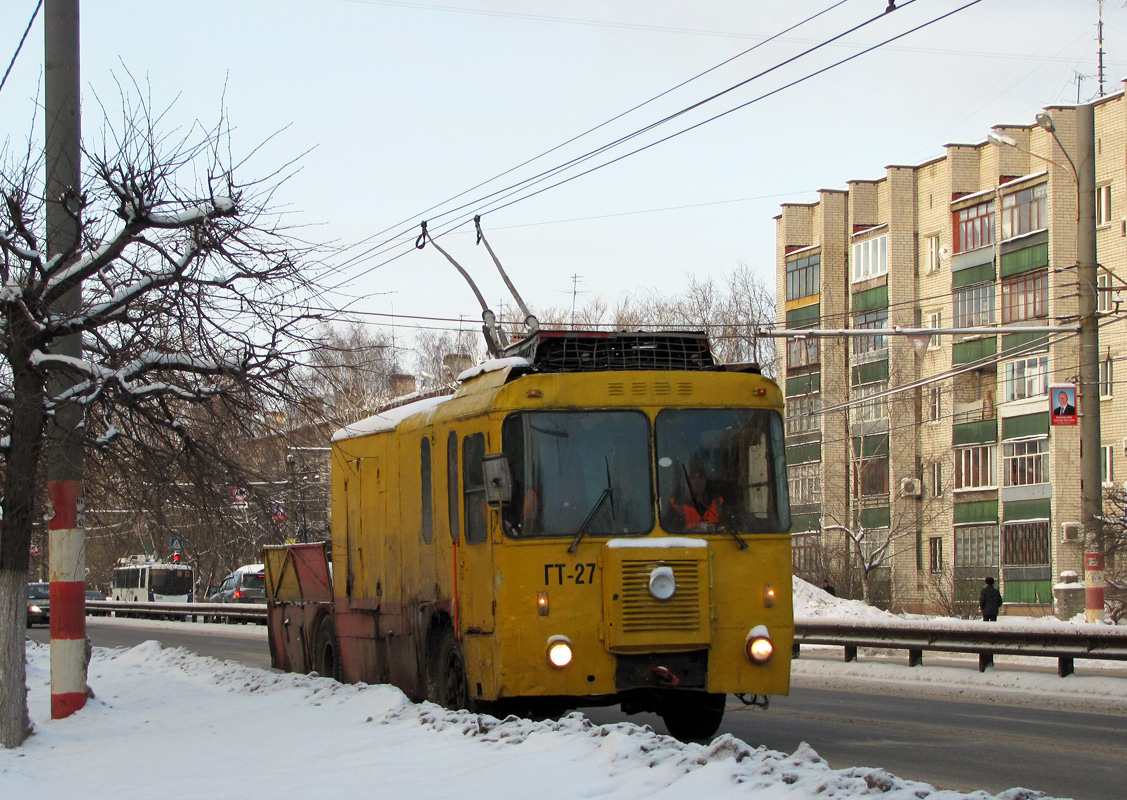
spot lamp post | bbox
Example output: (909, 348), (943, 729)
(993, 106), (1101, 621)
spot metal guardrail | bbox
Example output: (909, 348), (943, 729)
(794, 619), (1127, 676)
(84, 604), (1127, 677)
(85, 600), (266, 624)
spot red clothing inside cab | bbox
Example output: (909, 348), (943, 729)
(679, 497), (723, 529)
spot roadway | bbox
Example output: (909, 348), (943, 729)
(28, 619), (1126, 800)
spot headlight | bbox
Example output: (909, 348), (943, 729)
(745, 625), (774, 664)
(29, 605), (42, 614)
(648, 566), (676, 601)
(546, 635), (573, 668)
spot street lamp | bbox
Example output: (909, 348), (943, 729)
(992, 107), (1102, 621)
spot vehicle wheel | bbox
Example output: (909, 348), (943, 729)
(659, 691), (726, 742)
(433, 627), (472, 711)
(314, 617), (341, 681)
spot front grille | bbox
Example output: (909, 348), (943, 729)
(619, 559), (703, 632)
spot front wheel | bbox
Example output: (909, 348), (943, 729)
(659, 691), (726, 742)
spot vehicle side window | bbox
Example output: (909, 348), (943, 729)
(421, 437), (434, 544)
(446, 430), (460, 541)
(463, 433), (487, 545)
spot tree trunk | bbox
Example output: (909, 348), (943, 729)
(0, 363), (48, 748)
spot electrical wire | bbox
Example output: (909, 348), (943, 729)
(0, 0), (41, 96)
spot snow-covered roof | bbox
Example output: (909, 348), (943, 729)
(455, 356), (531, 382)
(331, 394), (450, 442)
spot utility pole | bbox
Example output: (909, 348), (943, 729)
(1075, 103), (1103, 622)
(44, 0), (86, 718)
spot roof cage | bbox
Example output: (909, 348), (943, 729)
(501, 329), (716, 372)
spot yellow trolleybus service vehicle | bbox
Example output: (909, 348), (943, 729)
(265, 329), (792, 740)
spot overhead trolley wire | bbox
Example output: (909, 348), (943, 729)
(329, 0), (857, 275)
(328, 0), (986, 298)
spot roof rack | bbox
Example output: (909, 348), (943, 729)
(500, 329), (716, 372)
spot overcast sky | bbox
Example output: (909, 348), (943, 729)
(1, 0), (1124, 353)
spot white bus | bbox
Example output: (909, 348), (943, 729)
(111, 556), (194, 603)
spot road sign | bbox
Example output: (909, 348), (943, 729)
(170, 536), (184, 552)
(233, 487), (249, 502)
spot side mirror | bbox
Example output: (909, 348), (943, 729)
(483, 454), (513, 507)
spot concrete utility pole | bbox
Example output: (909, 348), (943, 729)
(1075, 103), (1104, 622)
(44, 0), (86, 719)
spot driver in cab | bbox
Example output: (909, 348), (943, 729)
(669, 458), (724, 533)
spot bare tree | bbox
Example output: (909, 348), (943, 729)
(0, 95), (316, 747)
(1097, 487), (1127, 624)
(412, 327), (483, 391)
(299, 321), (400, 426)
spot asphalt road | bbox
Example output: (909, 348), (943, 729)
(28, 620), (1126, 799)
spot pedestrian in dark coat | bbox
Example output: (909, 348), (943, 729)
(822, 580), (837, 597)
(979, 577), (1003, 621)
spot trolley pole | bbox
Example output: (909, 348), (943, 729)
(1075, 103), (1104, 622)
(44, 0), (87, 719)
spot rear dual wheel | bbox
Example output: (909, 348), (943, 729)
(431, 627), (471, 711)
(314, 617), (341, 681)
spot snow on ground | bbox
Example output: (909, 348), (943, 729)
(4, 580), (1121, 800)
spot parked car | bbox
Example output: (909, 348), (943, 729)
(27, 582), (50, 628)
(209, 564), (266, 604)
(85, 589), (108, 616)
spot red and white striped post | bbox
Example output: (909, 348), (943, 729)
(44, 0), (86, 720)
(48, 479), (86, 718)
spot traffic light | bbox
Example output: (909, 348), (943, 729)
(172, 551), (181, 563)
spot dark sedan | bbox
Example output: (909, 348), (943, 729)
(27, 582), (50, 628)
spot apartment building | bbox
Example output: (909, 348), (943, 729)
(775, 91), (1126, 614)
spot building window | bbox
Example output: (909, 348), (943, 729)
(1003, 437), (1048, 487)
(955, 199), (994, 252)
(926, 235), (942, 273)
(1100, 356), (1114, 398)
(854, 455), (889, 497)
(1097, 271), (1114, 313)
(787, 333), (820, 369)
(1096, 183), (1112, 226)
(852, 381), (888, 424)
(859, 529), (890, 569)
(788, 462), (822, 505)
(953, 282), (995, 327)
(1001, 184), (1047, 239)
(787, 393), (821, 436)
(792, 531), (822, 574)
(955, 444), (996, 490)
(929, 537), (944, 573)
(1003, 355), (1049, 402)
(928, 460), (943, 497)
(852, 234), (888, 282)
(955, 524), (1000, 567)
(852, 308), (888, 356)
(926, 385), (941, 422)
(786, 253), (821, 301)
(928, 311), (941, 349)
(1002, 521), (1050, 567)
(1001, 270), (1047, 323)
(1103, 444), (1115, 486)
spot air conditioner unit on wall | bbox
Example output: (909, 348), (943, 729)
(1060, 522), (1082, 543)
(900, 477), (922, 497)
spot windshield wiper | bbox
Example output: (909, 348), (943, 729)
(681, 464), (746, 550)
(568, 458), (616, 553)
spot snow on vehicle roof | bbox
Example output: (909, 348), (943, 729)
(455, 356), (531, 382)
(332, 394), (451, 441)
(234, 564), (264, 573)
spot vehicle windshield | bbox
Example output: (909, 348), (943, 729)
(151, 569), (193, 595)
(656, 408), (789, 535)
(502, 410), (653, 538)
(28, 584), (50, 600)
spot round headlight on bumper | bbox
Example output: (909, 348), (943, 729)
(546, 635), (573, 668)
(744, 625), (774, 664)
